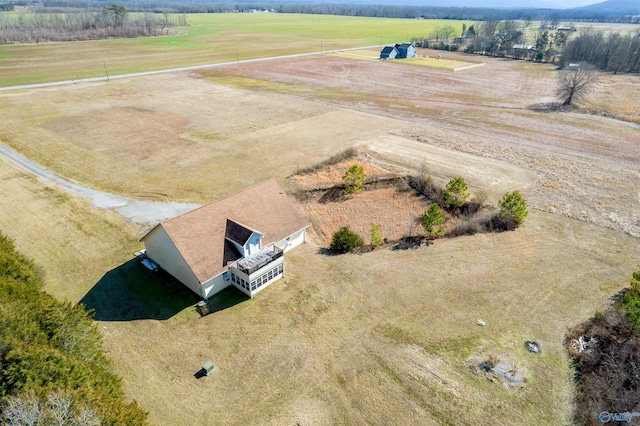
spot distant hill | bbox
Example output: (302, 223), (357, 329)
(304, 0), (600, 9)
(573, 0), (640, 14)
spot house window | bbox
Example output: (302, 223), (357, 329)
(231, 274), (236, 283)
(223, 271), (229, 281)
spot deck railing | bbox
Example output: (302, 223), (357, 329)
(232, 245), (283, 276)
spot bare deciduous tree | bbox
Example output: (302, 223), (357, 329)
(556, 63), (598, 106)
(1, 391), (100, 426)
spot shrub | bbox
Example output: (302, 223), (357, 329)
(444, 176), (469, 208)
(622, 264), (640, 331)
(330, 226), (364, 253)
(409, 173), (445, 206)
(343, 165), (365, 193)
(496, 190), (528, 227)
(370, 224), (382, 249)
(422, 204), (446, 236)
(296, 148), (358, 175)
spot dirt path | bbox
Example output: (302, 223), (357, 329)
(0, 143), (199, 225)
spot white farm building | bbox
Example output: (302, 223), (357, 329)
(141, 179), (309, 299)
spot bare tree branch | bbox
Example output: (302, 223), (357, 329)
(556, 63), (598, 106)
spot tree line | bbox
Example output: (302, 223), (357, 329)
(0, 231), (149, 425)
(414, 20), (571, 64)
(561, 30), (640, 74)
(0, 4), (187, 44)
(10, 0), (640, 23)
(414, 20), (640, 74)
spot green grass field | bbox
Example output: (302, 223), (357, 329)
(0, 13), (468, 87)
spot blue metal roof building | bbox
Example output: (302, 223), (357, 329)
(379, 46), (398, 59)
(395, 43), (417, 58)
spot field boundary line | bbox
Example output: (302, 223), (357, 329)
(0, 45), (380, 92)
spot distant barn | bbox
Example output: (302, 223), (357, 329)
(379, 43), (416, 59)
(380, 45), (398, 59)
(395, 43), (416, 58)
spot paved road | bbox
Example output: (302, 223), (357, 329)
(0, 44), (380, 223)
(0, 45), (380, 92)
(0, 143), (199, 225)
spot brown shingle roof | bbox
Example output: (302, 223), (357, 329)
(142, 179), (309, 283)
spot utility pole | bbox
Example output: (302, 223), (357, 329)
(103, 61), (109, 82)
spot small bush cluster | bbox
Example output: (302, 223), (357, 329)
(566, 307), (640, 425)
(326, 166), (529, 253)
(296, 148), (358, 175)
(329, 226), (363, 253)
(566, 266), (640, 425)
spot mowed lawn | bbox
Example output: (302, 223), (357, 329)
(0, 13), (469, 86)
(1, 153), (639, 425)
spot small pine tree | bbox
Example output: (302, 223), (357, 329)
(370, 224), (382, 248)
(343, 165), (365, 193)
(330, 226), (364, 253)
(622, 264), (640, 330)
(497, 191), (528, 226)
(422, 204), (446, 236)
(444, 176), (469, 208)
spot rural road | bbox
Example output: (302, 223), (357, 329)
(0, 143), (199, 225)
(0, 45), (381, 222)
(0, 45), (380, 92)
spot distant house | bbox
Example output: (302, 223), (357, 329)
(380, 45), (399, 59)
(141, 179), (309, 299)
(395, 43), (416, 58)
(513, 44), (535, 50)
(379, 43), (416, 59)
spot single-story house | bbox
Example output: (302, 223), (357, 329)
(141, 179), (309, 299)
(380, 45), (399, 59)
(395, 43), (416, 59)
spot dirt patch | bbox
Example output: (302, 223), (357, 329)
(292, 157), (495, 246)
(304, 186), (429, 245)
(43, 107), (192, 163)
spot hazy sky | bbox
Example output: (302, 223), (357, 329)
(387, 0), (605, 8)
(530, 0), (601, 6)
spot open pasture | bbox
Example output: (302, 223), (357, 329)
(0, 37), (639, 425)
(0, 13), (468, 87)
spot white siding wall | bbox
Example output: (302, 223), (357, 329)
(202, 273), (230, 299)
(275, 228), (307, 252)
(142, 226), (203, 297)
(246, 232), (263, 256)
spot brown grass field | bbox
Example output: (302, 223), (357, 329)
(0, 45), (639, 425)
